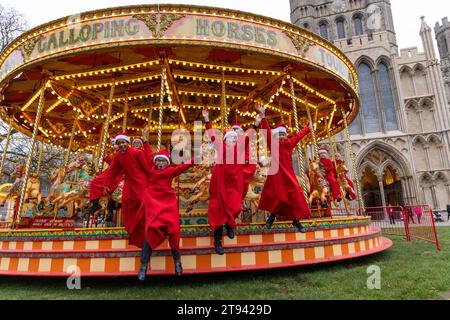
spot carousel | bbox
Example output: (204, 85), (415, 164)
(0, 4), (391, 277)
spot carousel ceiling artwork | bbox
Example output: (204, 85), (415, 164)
(0, 4), (360, 153)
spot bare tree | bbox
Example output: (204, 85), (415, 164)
(0, 4), (28, 51)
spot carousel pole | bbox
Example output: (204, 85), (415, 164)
(289, 77), (309, 201)
(221, 71), (227, 131)
(15, 82), (48, 228)
(0, 118), (14, 179)
(122, 92), (129, 132)
(36, 142), (44, 176)
(64, 117), (78, 167)
(341, 104), (365, 214)
(305, 99), (320, 160)
(157, 65), (167, 152)
(97, 83), (116, 173)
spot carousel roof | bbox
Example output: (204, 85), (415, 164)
(0, 4), (359, 152)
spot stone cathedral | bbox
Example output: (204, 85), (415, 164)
(290, 0), (450, 210)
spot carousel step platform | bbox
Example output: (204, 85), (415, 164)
(0, 217), (392, 277)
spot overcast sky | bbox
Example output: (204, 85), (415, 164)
(2, 0), (449, 53)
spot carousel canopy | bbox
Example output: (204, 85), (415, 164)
(0, 4), (359, 152)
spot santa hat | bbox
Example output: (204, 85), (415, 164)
(272, 123), (288, 136)
(132, 137), (143, 145)
(153, 150), (171, 163)
(319, 148), (329, 155)
(223, 129), (238, 141)
(110, 137), (116, 143)
(232, 123), (243, 131)
(114, 132), (131, 143)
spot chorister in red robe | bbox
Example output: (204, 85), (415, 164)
(145, 150), (194, 251)
(258, 120), (311, 220)
(205, 122), (245, 231)
(318, 148), (343, 201)
(103, 133), (153, 248)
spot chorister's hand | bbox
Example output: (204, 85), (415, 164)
(142, 127), (150, 142)
(257, 105), (266, 117)
(255, 114), (263, 127)
(202, 109), (210, 122)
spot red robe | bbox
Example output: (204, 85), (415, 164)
(206, 123), (245, 231)
(240, 129), (258, 201)
(258, 120), (311, 220)
(89, 154), (123, 201)
(320, 158), (343, 200)
(103, 147), (152, 248)
(336, 159), (357, 200)
(146, 160), (194, 251)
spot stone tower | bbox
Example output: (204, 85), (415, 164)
(289, 1), (450, 210)
(435, 17), (450, 104)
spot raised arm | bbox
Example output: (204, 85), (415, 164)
(142, 127), (154, 166)
(289, 126), (311, 148)
(203, 110), (221, 150)
(168, 157), (195, 178)
(260, 119), (272, 151)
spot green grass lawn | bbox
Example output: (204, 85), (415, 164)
(1, 227), (449, 300)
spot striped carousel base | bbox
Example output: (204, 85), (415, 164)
(0, 216), (392, 277)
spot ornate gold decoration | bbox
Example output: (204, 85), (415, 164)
(19, 38), (40, 59)
(133, 13), (185, 38)
(45, 119), (66, 135)
(284, 31), (311, 57)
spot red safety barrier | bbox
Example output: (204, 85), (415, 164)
(403, 205), (441, 251)
(364, 206), (407, 238)
(327, 207), (362, 217)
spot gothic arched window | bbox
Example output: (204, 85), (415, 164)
(354, 16), (363, 36)
(378, 63), (398, 131)
(336, 18), (346, 39)
(358, 62), (380, 133)
(319, 22), (329, 40)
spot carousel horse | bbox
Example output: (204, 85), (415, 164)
(25, 173), (42, 204)
(52, 156), (93, 208)
(185, 172), (211, 214)
(47, 167), (66, 202)
(336, 161), (356, 206)
(242, 164), (267, 211)
(0, 164), (25, 206)
(308, 158), (334, 208)
(0, 164), (41, 206)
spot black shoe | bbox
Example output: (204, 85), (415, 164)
(138, 239), (152, 281)
(172, 250), (183, 276)
(225, 223), (235, 239)
(138, 264), (148, 282)
(265, 214), (276, 229)
(345, 192), (352, 201)
(292, 220), (307, 233)
(213, 228), (225, 255)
